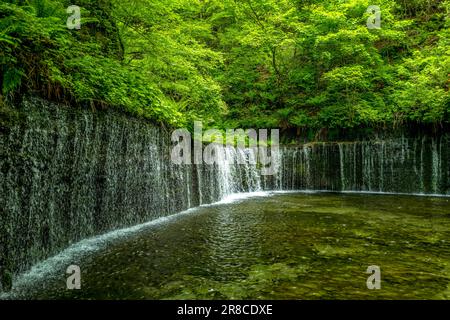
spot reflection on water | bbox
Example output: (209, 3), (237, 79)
(8, 193), (450, 300)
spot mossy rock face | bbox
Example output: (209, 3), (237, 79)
(0, 269), (13, 292)
(0, 104), (24, 133)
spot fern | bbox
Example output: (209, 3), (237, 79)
(2, 68), (24, 95)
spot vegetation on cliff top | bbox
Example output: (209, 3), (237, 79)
(0, 0), (449, 132)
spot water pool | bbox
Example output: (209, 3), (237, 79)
(7, 192), (450, 300)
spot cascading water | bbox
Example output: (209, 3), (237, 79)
(278, 137), (449, 194)
(0, 98), (264, 291)
(0, 97), (449, 292)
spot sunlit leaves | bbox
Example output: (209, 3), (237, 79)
(1, 0), (448, 130)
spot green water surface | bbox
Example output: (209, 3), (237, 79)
(13, 193), (450, 300)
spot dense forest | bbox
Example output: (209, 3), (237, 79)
(0, 0), (449, 136)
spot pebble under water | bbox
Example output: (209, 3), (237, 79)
(6, 192), (450, 300)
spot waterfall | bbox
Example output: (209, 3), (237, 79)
(0, 98), (228, 290)
(338, 143), (345, 190)
(0, 97), (449, 292)
(278, 138), (449, 195)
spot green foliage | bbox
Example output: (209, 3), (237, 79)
(0, 0), (184, 126)
(0, 0), (448, 131)
(206, 0), (449, 130)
